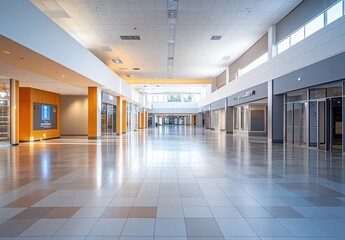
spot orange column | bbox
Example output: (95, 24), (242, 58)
(122, 100), (127, 133)
(88, 87), (100, 139)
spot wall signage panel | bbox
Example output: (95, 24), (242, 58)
(228, 82), (268, 106)
(33, 102), (58, 130)
(102, 92), (117, 105)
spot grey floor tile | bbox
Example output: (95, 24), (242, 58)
(20, 219), (67, 236)
(157, 207), (184, 218)
(155, 218), (187, 237)
(185, 218), (222, 237)
(89, 218), (126, 236)
(121, 218), (155, 236)
(210, 207), (242, 218)
(55, 218), (98, 236)
(247, 218), (292, 237)
(236, 206), (272, 218)
(216, 218), (257, 237)
(183, 207), (212, 218)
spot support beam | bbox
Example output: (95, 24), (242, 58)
(88, 87), (101, 139)
(122, 100), (127, 133)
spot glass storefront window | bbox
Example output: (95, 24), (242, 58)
(0, 79), (10, 143)
(327, 86), (342, 97)
(309, 101), (317, 147)
(234, 107), (238, 130)
(286, 90), (308, 102)
(286, 103), (293, 144)
(309, 88), (326, 99)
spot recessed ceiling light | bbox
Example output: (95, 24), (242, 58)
(95, 7), (101, 11)
(2, 51), (10, 54)
(222, 56), (231, 61)
(112, 59), (123, 64)
(119, 67), (128, 70)
(211, 35), (222, 40)
(126, 74), (134, 78)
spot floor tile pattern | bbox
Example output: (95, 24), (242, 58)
(0, 126), (345, 239)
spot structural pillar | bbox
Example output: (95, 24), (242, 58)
(88, 87), (102, 139)
(268, 80), (284, 143)
(122, 100), (127, 133)
(10, 79), (19, 145)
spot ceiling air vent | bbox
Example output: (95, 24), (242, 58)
(133, 68), (140, 70)
(211, 35), (222, 40)
(120, 35), (141, 40)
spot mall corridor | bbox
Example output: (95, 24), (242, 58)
(0, 126), (345, 239)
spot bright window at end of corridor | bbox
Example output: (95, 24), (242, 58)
(326, 1), (343, 25)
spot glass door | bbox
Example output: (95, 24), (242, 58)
(330, 97), (342, 150)
(317, 100), (329, 150)
(286, 103), (293, 144)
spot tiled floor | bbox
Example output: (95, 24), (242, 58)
(0, 126), (345, 239)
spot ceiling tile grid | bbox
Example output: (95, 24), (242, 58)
(30, 0), (302, 81)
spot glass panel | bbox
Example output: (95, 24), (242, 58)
(309, 101), (317, 147)
(286, 103), (293, 144)
(331, 97), (342, 150)
(251, 110), (265, 131)
(234, 107), (238, 130)
(309, 88), (326, 99)
(277, 37), (290, 54)
(290, 27), (305, 46)
(294, 102), (301, 144)
(101, 103), (107, 135)
(305, 13), (324, 37)
(327, 86), (342, 97)
(244, 106), (249, 131)
(286, 90), (308, 102)
(301, 102), (308, 145)
(326, 1), (343, 25)
(240, 107), (244, 130)
(0, 79), (10, 143)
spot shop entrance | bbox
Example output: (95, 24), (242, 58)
(316, 98), (342, 151)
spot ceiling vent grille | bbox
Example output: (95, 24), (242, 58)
(133, 68), (140, 70)
(211, 35), (222, 40)
(120, 36), (141, 40)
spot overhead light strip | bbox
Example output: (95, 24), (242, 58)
(167, 0), (178, 79)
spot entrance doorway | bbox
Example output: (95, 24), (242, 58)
(316, 98), (342, 151)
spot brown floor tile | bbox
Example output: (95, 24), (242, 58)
(12, 207), (54, 219)
(129, 207), (157, 218)
(44, 207), (80, 218)
(5, 189), (56, 208)
(0, 219), (38, 237)
(101, 207), (132, 218)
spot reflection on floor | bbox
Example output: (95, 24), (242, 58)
(0, 126), (345, 239)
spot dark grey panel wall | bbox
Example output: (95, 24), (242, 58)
(211, 98), (226, 110)
(228, 82), (268, 106)
(229, 33), (268, 81)
(276, 0), (339, 42)
(274, 51), (345, 94)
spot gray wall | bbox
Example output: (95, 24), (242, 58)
(229, 33), (268, 81)
(211, 98), (226, 111)
(228, 82), (268, 106)
(274, 51), (345, 94)
(60, 95), (88, 135)
(276, 0), (339, 42)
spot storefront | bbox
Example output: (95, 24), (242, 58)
(101, 92), (116, 135)
(210, 99), (226, 131)
(227, 82), (268, 137)
(127, 103), (138, 132)
(0, 78), (10, 145)
(285, 82), (343, 151)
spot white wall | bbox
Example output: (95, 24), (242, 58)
(198, 15), (345, 108)
(0, 0), (144, 106)
(60, 95), (88, 135)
